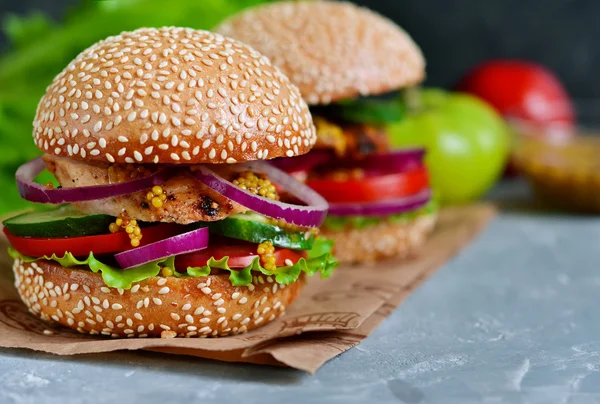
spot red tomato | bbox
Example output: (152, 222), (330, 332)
(4, 224), (183, 258)
(176, 242), (306, 270)
(306, 167), (429, 204)
(456, 60), (575, 133)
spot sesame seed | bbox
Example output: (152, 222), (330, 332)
(153, 298), (163, 305)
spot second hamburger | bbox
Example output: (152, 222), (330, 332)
(217, 1), (437, 264)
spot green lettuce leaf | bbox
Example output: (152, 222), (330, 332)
(9, 248), (172, 289)
(323, 199), (438, 231)
(3, 13), (55, 50)
(185, 238), (338, 286)
(311, 97), (406, 125)
(8, 238), (338, 290)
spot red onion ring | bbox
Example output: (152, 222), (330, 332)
(190, 162), (329, 228)
(16, 157), (171, 204)
(328, 188), (432, 217)
(321, 149), (426, 174)
(269, 150), (332, 173)
(114, 226), (209, 269)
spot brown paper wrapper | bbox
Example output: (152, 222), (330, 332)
(0, 203), (496, 373)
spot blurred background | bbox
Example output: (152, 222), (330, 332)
(2, 0), (598, 101)
(0, 0), (597, 214)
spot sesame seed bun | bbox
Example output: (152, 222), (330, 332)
(216, 1), (425, 105)
(33, 27), (316, 165)
(13, 258), (303, 338)
(322, 213), (437, 264)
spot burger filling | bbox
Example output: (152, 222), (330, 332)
(5, 158), (338, 290)
(272, 93), (436, 231)
(43, 155), (247, 223)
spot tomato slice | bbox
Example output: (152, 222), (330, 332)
(176, 241), (306, 270)
(4, 224), (183, 258)
(306, 166), (429, 204)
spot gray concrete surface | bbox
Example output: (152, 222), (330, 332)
(1, 181), (600, 404)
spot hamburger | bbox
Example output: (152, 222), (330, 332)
(217, 1), (437, 264)
(3, 27), (337, 338)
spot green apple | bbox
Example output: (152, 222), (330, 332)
(388, 88), (510, 204)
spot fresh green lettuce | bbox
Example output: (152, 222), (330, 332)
(8, 238), (338, 290)
(184, 238), (338, 286)
(323, 199), (438, 231)
(311, 97), (406, 125)
(9, 248), (172, 289)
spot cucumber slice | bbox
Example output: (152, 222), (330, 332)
(3, 205), (115, 238)
(207, 213), (315, 250)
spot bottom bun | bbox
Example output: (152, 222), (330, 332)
(12, 258), (303, 338)
(322, 213), (437, 264)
